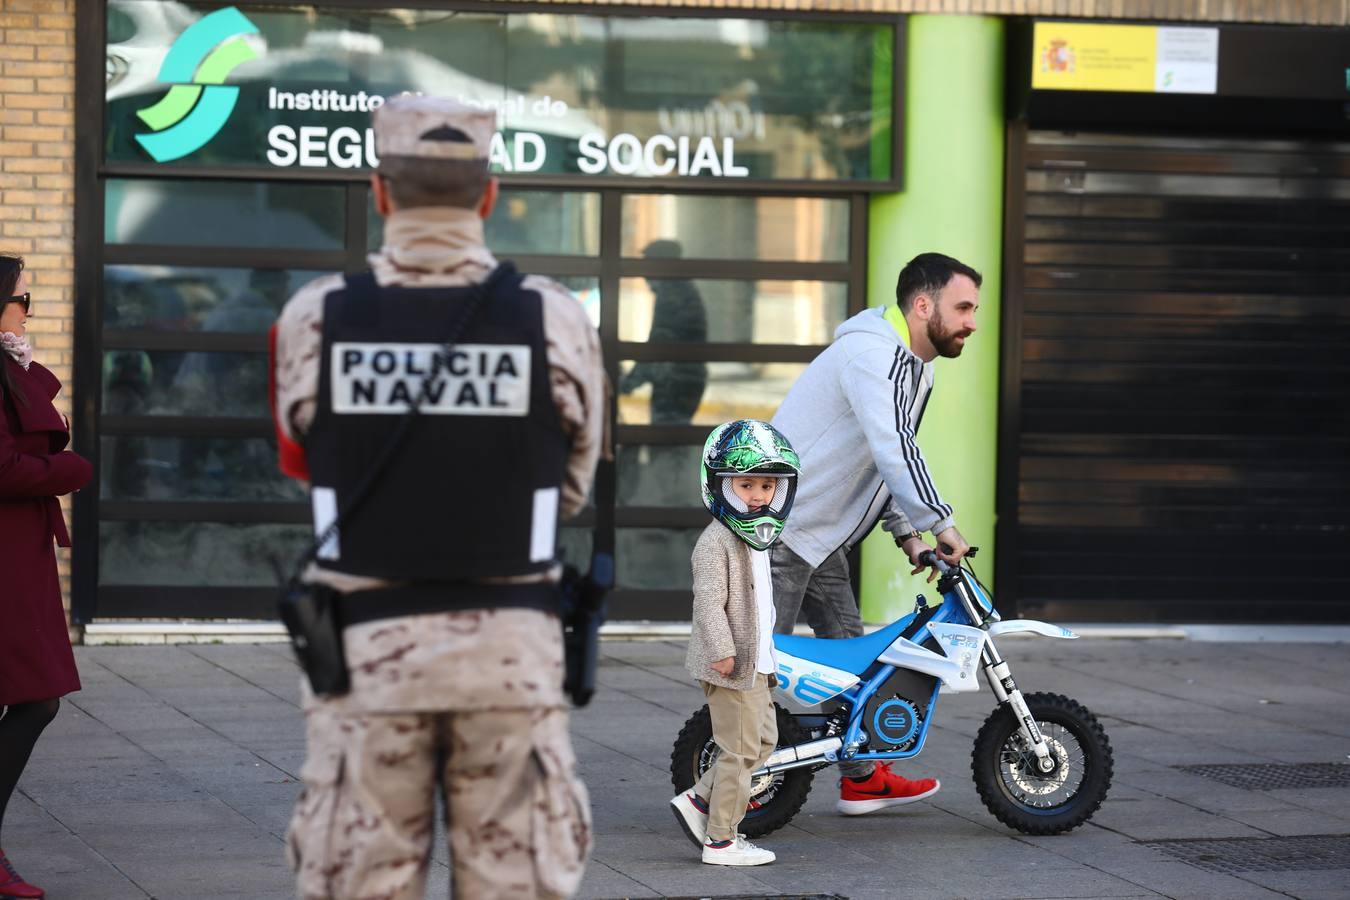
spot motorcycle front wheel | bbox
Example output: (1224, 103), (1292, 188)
(669, 703), (814, 838)
(971, 691), (1113, 835)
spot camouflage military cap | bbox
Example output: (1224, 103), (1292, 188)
(373, 94), (494, 163)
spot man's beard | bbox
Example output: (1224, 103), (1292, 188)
(928, 312), (969, 358)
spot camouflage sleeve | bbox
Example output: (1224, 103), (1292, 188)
(527, 275), (610, 521)
(274, 274), (344, 443)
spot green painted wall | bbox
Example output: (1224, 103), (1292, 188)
(859, 15), (1006, 623)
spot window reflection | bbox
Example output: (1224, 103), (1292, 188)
(104, 266), (327, 332)
(622, 195), (849, 261)
(100, 436), (305, 502)
(618, 361), (807, 426)
(366, 189), (601, 256)
(621, 278), (845, 346)
(617, 445), (702, 508)
(105, 179), (345, 249)
(99, 522), (312, 587)
(557, 527), (592, 569)
(102, 350), (268, 418)
(549, 276), (601, 330)
(617, 527), (702, 591)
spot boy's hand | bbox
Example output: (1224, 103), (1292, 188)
(710, 656), (735, 677)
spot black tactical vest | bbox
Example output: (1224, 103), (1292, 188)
(305, 265), (568, 582)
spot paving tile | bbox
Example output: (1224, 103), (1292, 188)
(7, 639), (1350, 899)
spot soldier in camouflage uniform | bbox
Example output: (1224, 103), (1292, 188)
(273, 95), (606, 899)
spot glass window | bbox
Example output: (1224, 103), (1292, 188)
(105, 7), (894, 182)
(617, 527), (702, 591)
(617, 444), (702, 508)
(103, 266), (328, 332)
(101, 350), (268, 418)
(100, 436), (305, 502)
(618, 360), (808, 426)
(557, 527), (593, 570)
(99, 521), (312, 586)
(105, 179), (345, 249)
(367, 189), (601, 256)
(620, 278), (845, 346)
(549, 276), (601, 330)
(622, 195), (849, 261)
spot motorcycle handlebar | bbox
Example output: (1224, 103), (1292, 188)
(918, 550), (953, 575)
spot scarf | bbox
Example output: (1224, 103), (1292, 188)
(0, 331), (31, 370)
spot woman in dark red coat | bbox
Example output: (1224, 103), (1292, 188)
(0, 255), (91, 900)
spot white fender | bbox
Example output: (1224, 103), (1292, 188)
(987, 619), (1078, 639)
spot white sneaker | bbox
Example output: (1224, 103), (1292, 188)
(669, 791), (709, 847)
(702, 834), (775, 866)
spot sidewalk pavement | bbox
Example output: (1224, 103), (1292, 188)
(7, 637), (1349, 899)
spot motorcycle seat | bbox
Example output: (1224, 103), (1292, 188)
(773, 612), (918, 676)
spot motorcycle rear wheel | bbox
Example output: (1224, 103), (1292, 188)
(971, 692), (1113, 835)
(669, 703), (814, 838)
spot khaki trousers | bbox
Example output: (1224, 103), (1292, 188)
(287, 703), (591, 899)
(694, 674), (777, 842)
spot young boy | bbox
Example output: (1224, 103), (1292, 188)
(670, 419), (800, 866)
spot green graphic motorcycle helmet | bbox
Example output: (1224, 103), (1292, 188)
(701, 419), (801, 550)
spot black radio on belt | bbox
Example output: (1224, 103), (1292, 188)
(560, 550), (613, 707)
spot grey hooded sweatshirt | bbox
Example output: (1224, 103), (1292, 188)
(771, 307), (956, 568)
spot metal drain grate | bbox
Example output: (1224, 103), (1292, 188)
(1144, 834), (1350, 874)
(1175, 763), (1350, 790)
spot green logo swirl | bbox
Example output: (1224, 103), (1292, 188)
(134, 7), (259, 162)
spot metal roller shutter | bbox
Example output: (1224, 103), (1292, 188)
(1001, 131), (1350, 622)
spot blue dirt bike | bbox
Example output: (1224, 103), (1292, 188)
(670, 552), (1113, 836)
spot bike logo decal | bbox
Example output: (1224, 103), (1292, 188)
(1022, 714), (1043, 742)
(134, 7), (260, 162)
(872, 698), (920, 746)
(943, 633), (980, 650)
(775, 655), (856, 707)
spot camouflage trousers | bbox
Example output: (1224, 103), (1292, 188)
(286, 701), (591, 899)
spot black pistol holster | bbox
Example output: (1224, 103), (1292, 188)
(278, 579), (349, 696)
(559, 551), (613, 707)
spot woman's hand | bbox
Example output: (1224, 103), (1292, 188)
(710, 656), (735, 677)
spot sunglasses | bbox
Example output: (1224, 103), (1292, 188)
(5, 292), (30, 315)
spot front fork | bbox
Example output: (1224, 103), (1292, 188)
(981, 640), (1055, 773)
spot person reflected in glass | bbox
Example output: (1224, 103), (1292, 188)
(0, 255), (92, 900)
(175, 269), (285, 495)
(620, 240), (708, 424)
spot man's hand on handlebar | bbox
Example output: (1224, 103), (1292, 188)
(934, 526), (971, 566)
(899, 535), (941, 583)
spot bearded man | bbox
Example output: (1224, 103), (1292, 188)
(769, 251), (981, 816)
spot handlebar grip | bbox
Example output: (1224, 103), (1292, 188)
(918, 550), (952, 575)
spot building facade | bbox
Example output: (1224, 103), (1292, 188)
(2, 0), (1345, 632)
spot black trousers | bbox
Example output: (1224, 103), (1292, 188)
(0, 699), (60, 838)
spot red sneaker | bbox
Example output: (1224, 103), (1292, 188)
(0, 850), (43, 899)
(836, 763), (940, 816)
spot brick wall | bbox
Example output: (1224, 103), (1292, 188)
(0, 0), (78, 626)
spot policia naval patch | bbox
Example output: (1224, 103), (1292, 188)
(331, 342), (531, 415)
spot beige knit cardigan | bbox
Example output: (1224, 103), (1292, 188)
(685, 521), (773, 691)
